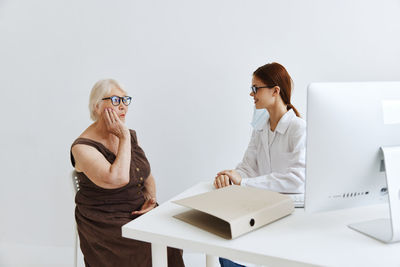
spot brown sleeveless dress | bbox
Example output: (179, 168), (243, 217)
(70, 129), (184, 267)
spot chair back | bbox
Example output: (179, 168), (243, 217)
(71, 170), (80, 267)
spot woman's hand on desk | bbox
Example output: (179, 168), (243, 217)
(131, 198), (157, 215)
(214, 174), (230, 188)
(214, 170), (242, 189)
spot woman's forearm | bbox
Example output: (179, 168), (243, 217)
(144, 174), (157, 199)
(108, 134), (131, 186)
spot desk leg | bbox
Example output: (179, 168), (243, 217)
(206, 254), (219, 267)
(151, 243), (167, 267)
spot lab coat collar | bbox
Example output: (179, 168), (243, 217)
(267, 109), (296, 134)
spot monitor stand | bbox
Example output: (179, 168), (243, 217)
(348, 146), (400, 243)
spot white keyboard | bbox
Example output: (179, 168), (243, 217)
(287, 194), (304, 208)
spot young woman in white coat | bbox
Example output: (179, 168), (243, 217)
(214, 62), (306, 267)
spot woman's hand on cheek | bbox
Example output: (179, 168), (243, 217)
(103, 108), (129, 139)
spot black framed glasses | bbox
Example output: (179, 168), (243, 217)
(102, 95), (132, 106)
(250, 85), (275, 94)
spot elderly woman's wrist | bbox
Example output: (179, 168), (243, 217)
(145, 195), (156, 201)
(144, 193), (156, 201)
(119, 130), (130, 140)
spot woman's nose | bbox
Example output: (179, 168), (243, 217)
(250, 92), (255, 97)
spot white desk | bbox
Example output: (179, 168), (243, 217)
(122, 182), (400, 267)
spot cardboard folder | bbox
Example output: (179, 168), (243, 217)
(173, 185), (294, 239)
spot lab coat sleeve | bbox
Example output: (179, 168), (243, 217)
(241, 128), (306, 193)
(235, 130), (260, 179)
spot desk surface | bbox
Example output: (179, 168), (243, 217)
(122, 182), (400, 266)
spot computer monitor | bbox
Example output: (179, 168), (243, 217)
(305, 82), (400, 243)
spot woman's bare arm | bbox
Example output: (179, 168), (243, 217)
(72, 108), (131, 189)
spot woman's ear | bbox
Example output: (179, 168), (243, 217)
(273, 86), (280, 96)
(94, 102), (102, 119)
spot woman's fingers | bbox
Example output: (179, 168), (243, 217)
(133, 207), (150, 215)
(224, 175), (230, 186)
(214, 175), (231, 188)
(221, 172), (232, 180)
(131, 202), (156, 215)
(108, 108), (116, 124)
(111, 109), (120, 123)
(219, 175), (226, 187)
(132, 210), (147, 215)
(216, 177), (222, 188)
(106, 108), (112, 123)
(103, 108), (128, 138)
(217, 170), (230, 176)
(104, 108), (112, 125)
(217, 170), (233, 180)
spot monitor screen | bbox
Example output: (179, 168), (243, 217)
(305, 82), (400, 213)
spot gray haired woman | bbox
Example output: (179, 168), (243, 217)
(70, 79), (184, 267)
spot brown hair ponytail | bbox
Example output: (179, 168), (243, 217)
(253, 62), (301, 117)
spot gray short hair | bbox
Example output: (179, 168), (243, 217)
(88, 79), (125, 121)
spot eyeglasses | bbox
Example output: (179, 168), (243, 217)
(250, 85), (274, 94)
(102, 95), (132, 106)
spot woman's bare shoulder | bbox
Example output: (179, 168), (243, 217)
(77, 124), (96, 139)
(72, 125), (99, 152)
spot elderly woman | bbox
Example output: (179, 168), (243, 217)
(70, 79), (184, 267)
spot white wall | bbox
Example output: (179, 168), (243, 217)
(1, 0), (399, 265)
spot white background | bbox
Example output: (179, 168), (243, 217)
(1, 0), (400, 266)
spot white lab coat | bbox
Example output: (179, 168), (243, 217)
(228, 109), (306, 267)
(236, 109), (306, 193)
